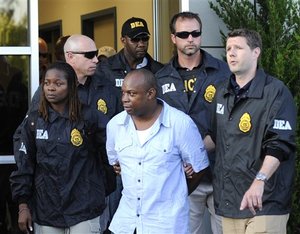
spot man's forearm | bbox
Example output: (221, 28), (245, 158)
(256, 155), (280, 180)
(203, 135), (215, 152)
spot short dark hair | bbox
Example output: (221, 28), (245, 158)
(55, 35), (70, 61)
(169, 12), (202, 34)
(127, 68), (157, 92)
(227, 28), (262, 51)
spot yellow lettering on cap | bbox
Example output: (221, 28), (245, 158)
(130, 21), (145, 29)
(130, 22), (135, 28)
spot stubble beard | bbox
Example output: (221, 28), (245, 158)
(182, 44), (200, 56)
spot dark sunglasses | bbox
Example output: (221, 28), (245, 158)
(68, 50), (98, 59)
(39, 53), (48, 58)
(175, 30), (202, 39)
(130, 36), (150, 43)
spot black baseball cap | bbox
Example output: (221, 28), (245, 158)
(121, 17), (150, 38)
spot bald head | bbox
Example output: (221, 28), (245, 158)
(39, 37), (48, 53)
(125, 68), (158, 92)
(64, 34), (97, 53)
(39, 37), (48, 76)
(63, 34), (98, 84)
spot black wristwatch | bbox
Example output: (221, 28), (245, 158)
(255, 172), (268, 182)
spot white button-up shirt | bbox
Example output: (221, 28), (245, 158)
(106, 100), (209, 234)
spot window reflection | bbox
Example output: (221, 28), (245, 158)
(0, 55), (28, 234)
(0, 0), (28, 46)
(0, 1), (31, 233)
(0, 55), (28, 156)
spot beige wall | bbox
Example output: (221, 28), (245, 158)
(38, 0), (155, 55)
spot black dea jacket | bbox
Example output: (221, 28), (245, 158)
(10, 105), (108, 227)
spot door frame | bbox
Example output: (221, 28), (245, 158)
(81, 7), (117, 50)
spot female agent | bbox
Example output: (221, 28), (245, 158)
(10, 62), (108, 234)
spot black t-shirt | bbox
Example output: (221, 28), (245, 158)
(173, 57), (204, 101)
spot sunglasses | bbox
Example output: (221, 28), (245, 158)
(174, 30), (202, 39)
(68, 50), (98, 59)
(130, 36), (150, 43)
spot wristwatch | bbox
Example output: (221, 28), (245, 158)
(255, 172), (268, 182)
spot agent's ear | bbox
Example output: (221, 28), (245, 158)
(253, 47), (261, 59)
(171, 34), (176, 45)
(121, 36), (126, 45)
(64, 51), (74, 64)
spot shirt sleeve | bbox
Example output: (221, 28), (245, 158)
(106, 118), (119, 165)
(177, 113), (209, 173)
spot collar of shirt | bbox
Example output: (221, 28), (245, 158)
(116, 98), (170, 129)
(173, 55), (203, 71)
(136, 57), (148, 69)
(225, 68), (267, 99)
(119, 50), (149, 71)
(76, 76), (91, 88)
(47, 106), (69, 123)
(230, 74), (252, 96)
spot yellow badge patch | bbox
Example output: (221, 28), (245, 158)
(70, 128), (83, 146)
(97, 99), (107, 114)
(239, 113), (251, 133)
(204, 85), (216, 103)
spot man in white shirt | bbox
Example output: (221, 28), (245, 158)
(106, 68), (209, 234)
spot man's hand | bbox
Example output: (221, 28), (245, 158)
(18, 203), (33, 234)
(186, 167), (209, 195)
(240, 180), (265, 215)
(184, 163), (194, 178)
(113, 162), (121, 175)
(240, 156), (279, 215)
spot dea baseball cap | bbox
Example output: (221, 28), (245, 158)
(121, 17), (150, 38)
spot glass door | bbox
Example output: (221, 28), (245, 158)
(0, 0), (38, 233)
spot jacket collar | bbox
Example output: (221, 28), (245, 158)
(47, 106), (69, 123)
(156, 49), (221, 79)
(108, 49), (153, 71)
(225, 68), (267, 99)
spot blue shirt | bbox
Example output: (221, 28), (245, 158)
(106, 99), (209, 234)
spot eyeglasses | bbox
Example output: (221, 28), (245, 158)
(174, 30), (202, 39)
(130, 36), (150, 43)
(68, 50), (98, 59)
(39, 53), (48, 58)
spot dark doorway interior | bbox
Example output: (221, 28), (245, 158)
(39, 20), (62, 63)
